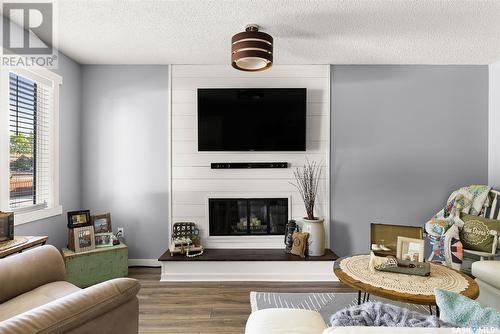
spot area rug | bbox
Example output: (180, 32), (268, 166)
(250, 292), (432, 324)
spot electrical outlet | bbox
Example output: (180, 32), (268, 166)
(117, 227), (124, 238)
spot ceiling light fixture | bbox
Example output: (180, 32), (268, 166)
(231, 24), (273, 72)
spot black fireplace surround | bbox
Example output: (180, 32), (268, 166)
(209, 198), (287, 236)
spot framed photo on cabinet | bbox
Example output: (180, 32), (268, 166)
(73, 225), (95, 253)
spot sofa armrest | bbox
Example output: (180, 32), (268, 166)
(0, 245), (66, 304)
(0, 278), (140, 334)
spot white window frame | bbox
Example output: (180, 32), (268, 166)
(0, 67), (62, 225)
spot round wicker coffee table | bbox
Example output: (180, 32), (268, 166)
(333, 255), (479, 315)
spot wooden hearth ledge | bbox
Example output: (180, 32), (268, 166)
(158, 249), (339, 282)
(159, 248), (338, 261)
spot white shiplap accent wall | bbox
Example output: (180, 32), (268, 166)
(170, 65), (330, 249)
(489, 61), (500, 188)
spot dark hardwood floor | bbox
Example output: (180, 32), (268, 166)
(128, 267), (352, 334)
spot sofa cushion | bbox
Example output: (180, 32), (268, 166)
(245, 308), (327, 334)
(0, 281), (80, 322)
(434, 288), (500, 328)
(471, 260), (500, 290)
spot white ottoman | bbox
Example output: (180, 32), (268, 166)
(245, 308), (327, 334)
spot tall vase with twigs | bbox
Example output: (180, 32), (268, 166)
(290, 159), (325, 256)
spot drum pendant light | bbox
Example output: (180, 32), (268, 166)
(231, 24), (273, 72)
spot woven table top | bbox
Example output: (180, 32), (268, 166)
(339, 255), (469, 296)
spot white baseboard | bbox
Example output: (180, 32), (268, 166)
(128, 259), (161, 267)
(160, 261), (339, 282)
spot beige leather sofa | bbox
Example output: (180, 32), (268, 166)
(0, 245), (140, 334)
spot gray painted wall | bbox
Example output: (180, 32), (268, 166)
(15, 53), (82, 248)
(330, 65), (489, 256)
(81, 66), (169, 259)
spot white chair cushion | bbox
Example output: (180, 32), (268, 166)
(471, 260), (500, 290)
(245, 308), (327, 334)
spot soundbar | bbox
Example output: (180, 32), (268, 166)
(211, 162), (288, 169)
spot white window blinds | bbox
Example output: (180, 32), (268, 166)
(9, 72), (52, 211)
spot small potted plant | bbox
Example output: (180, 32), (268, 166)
(290, 159), (325, 256)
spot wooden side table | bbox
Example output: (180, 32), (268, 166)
(62, 243), (128, 288)
(0, 236), (48, 258)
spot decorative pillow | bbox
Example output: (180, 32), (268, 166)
(434, 288), (500, 328)
(459, 214), (500, 253)
(291, 231), (308, 258)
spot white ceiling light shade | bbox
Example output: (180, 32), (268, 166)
(231, 24), (273, 72)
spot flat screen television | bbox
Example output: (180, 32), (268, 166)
(198, 88), (306, 151)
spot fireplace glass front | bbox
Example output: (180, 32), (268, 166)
(209, 198), (288, 236)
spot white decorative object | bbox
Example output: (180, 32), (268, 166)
(290, 159), (325, 256)
(396, 236), (425, 262)
(368, 251), (398, 272)
(302, 218), (325, 256)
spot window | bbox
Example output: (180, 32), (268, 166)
(0, 68), (62, 224)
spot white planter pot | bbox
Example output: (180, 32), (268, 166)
(301, 218), (325, 256)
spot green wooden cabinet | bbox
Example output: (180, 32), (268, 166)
(62, 243), (128, 288)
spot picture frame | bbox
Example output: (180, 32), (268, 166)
(73, 225), (95, 252)
(67, 210), (92, 228)
(95, 232), (114, 248)
(397, 236), (425, 262)
(92, 213), (112, 233)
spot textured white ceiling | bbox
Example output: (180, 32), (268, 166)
(37, 0), (500, 64)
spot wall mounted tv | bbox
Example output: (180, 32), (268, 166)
(198, 88), (306, 151)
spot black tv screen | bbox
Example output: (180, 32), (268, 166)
(198, 88), (306, 151)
